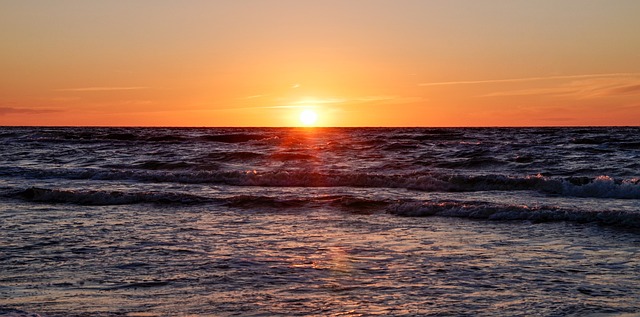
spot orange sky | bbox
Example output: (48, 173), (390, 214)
(1, 1), (639, 127)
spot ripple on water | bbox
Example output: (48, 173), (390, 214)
(2, 202), (640, 316)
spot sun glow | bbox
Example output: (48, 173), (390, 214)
(299, 109), (318, 126)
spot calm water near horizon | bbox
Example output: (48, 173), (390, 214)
(1, 127), (640, 316)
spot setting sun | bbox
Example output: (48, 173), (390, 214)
(299, 109), (318, 126)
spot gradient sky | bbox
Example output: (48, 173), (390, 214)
(1, 0), (639, 126)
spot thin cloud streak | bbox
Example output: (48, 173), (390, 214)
(605, 84), (640, 96)
(54, 87), (149, 92)
(0, 107), (62, 115)
(482, 77), (640, 98)
(210, 105), (309, 111)
(418, 73), (640, 87)
(242, 94), (266, 99)
(216, 95), (420, 112)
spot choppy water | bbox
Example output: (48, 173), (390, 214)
(1, 127), (640, 316)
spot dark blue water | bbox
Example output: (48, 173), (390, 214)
(2, 127), (640, 316)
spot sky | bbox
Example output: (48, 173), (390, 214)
(1, 0), (639, 127)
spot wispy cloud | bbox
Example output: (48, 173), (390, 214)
(482, 75), (640, 99)
(247, 105), (309, 110)
(218, 95), (422, 112)
(601, 84), (640, 96)
(482, 87), (572, 97)
(228, 98), (347, 110)
(290, 98), (348, 105)
(242, 94), (266, 99)
(353, 95), (397, 102)
(54, 86), (149, 92)
(354, 95), (424, 105)
(282, 96), (422, 107)
(418, 73), (640, 87)
(0, 107), (62, 115)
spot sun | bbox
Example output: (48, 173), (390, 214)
(299, 109), (318, 126)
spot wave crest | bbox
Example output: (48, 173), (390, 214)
(9, 186), (640, 228)
(5, 166), (640, 199)
(200, 134), (272, 143)
(387, 200), (640, 228)
(16, 187), (210, 205)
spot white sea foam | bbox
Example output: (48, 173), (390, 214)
(557, 175), (640, 199)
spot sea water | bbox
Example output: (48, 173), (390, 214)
(1, 127), (639, 316)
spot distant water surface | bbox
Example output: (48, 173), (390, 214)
(1, 127), (639, 316)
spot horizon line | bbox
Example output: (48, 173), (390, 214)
(1, 124), (638, 129)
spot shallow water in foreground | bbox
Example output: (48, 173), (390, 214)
(2, 200), (640, 317)
(1, 127), (640, 316)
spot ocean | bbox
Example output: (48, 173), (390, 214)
(1, 127), (639, 316)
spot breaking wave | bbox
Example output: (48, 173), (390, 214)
(5, 167), (640, 199)
(387, 200), (640, 228)
(8, 187), (640, 228)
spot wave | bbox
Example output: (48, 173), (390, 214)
(553, 175), (640, 198)
(382, 142), (421, 151)
(387, 200), (640, 228)
(8, 187), (391, 211)
(10, 129), (276, 144)
(571, 136), (616, 145)
(146, 134), (188, 142)
(619, 141), (640, 150)
(0, 308), (47, 317)
(444, 174), (640, 199)
(13, 187), (212, 205)
(390, 129), (467, 141)
(105, 160), (195, 171)
(223, 195), (310, 208)
(199, 133), (273, 143)
(269, 153), (318, 161)
(571, 136), (640, 150)
(4, 166), (640, 199)
(207, 151), (266, 161)
(0, 132), (18, 139)
(9, 187), (640, 228)
(433, 157), (505, 169)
